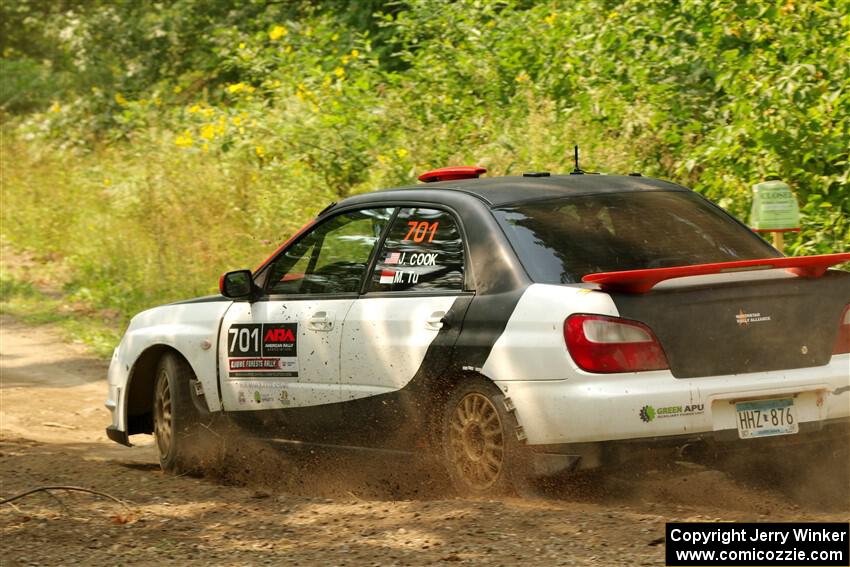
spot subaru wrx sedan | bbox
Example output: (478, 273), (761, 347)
(106, 167), (850, 494)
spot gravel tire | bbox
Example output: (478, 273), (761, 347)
(442, 378), (532, 496)
(153, 352), (203, 474)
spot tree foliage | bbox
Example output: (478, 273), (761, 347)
(1, 0), (847, 320)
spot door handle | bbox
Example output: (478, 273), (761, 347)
(308, 311), (333, 331)
(425, 311), (447, 331)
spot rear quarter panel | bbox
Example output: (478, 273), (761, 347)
(480, 284), (617, 381)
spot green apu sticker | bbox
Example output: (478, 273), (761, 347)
(749, 180), (800, 231)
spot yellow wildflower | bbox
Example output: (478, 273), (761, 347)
(255, 145), (266, 158)
(351, 49), (359, 58)
(269, 25), (288, 41)
(202, 143), (209, 153)
(202, 107), (214, 118)
(334, 67), (345, 78)
(322, 75), (332, 88)
(49, 102), (61, 113)
(233, 116), (242, 126)
(103, 178), (111, 187)
(272, 79), (281, 88)
(395, 148), (408, 159)
(228, 82), (245, 94)
(247, 85), (256, 93)
(115, 93), (128, 106)
(544, 12), (557, 25)
(341, 55), (350, 64)
(331, 33), (339, 41)
(175, 130), (193, 148)
(608, 10), (619, 19)
(515, 72), (530, 83)
(239, 42), (246, 49)
(200, 124), (216, 140)
(173, 85), (183, 94)
(189, 104), (201, 113)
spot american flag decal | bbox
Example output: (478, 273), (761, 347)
(385, 252), (401, 264)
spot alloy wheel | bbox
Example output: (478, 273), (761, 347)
(448, 392), (505, 490)
(153, 370), (173, 458)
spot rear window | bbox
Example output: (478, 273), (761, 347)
(494, 191), (778, 284)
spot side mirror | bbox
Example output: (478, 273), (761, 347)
(219, 270), (255, 300)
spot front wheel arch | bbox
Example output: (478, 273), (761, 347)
(125, 345), (202, 435)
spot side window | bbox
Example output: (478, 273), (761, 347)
(267, 208), (394, 295)
(369, 208), (465, 292)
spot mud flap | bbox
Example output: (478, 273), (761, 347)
(105, 425), (131, 446)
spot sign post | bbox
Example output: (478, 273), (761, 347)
(749, 179), (800, 253)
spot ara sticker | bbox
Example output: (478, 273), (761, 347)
(262, 323), (297, 357)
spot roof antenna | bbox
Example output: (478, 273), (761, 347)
(570, 144), (584, 175)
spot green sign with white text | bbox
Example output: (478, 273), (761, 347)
(750, 180), (800, 231)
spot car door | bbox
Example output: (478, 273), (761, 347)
(339, 206), (472, 447)
(219, 208), (394, 424)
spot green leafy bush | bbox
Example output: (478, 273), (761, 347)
(1, 0), (847, 335)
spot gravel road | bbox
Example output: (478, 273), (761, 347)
(1, 315), (847, 566)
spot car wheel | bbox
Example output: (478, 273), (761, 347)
(153, 352), (202, 473)
(442, 379), (529, 495)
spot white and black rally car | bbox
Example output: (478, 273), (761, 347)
(106, 166), (850, 494)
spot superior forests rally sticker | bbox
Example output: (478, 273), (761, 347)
(227, 323), (298, 378)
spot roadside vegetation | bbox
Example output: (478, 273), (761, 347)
(1, 0), (848, 351)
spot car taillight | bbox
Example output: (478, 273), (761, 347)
(834, 304), (850, 355)
(564, 314), (669, 373)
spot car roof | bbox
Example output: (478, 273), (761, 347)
(340, 174), (690, 209)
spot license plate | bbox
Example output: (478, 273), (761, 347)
(735, 398), (798, 439)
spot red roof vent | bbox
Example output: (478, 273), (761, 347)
(418, 166), (487, 183)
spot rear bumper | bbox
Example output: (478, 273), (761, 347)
(497, 354), (850, 446)
(528, 417), (850, 475)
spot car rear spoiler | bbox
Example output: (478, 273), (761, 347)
(582, 253), (850, 294)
